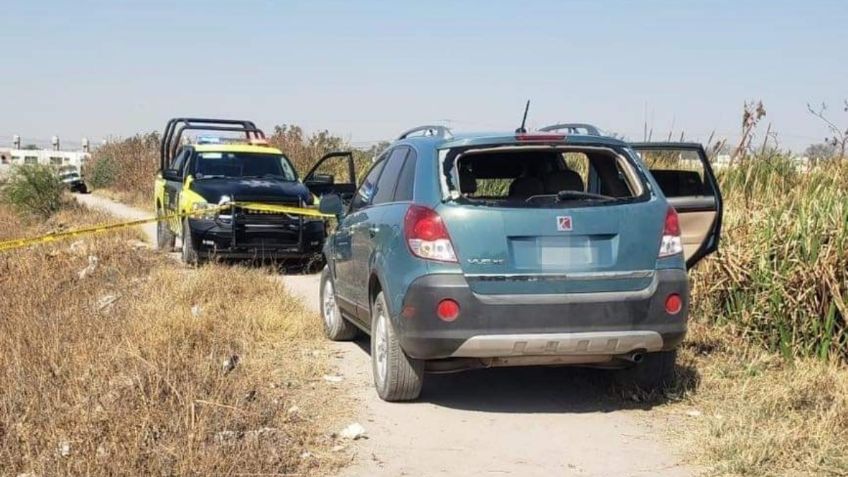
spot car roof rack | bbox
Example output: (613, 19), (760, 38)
(160, 118), (266, 170)
(396, 125), (452, 141)
(538, 123), (601, 136)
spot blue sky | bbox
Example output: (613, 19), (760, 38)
(1, 0), (846, 151)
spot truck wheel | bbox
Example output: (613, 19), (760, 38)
(371, 291), (423, 401)
(181, 218), (200, 265)
(156, 209), (176, 251)
(320, 266), (358, 341)
(305, 254), (327, 274)
(613, 350), (677, 391)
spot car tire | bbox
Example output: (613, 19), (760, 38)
(613, 350), (677, 391)
(320, 266), (358, 341)
(305, 254), (327, 274)
(156, 209), (176, 251)
(181, 218), (200, 265)
(371, 291), (424, 402)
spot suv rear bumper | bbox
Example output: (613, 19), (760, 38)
(396, 269), (688, 360)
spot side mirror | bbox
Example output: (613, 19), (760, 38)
(162, 169), (182, 182)
(318, 193), (344, 218)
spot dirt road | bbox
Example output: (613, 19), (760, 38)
(75, 193), (694, 477)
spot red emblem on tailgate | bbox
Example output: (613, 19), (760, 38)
(557, 216), (573, 231)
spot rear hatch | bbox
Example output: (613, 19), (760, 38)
(437, 136), (665, 295)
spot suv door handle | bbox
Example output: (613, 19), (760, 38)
(368, 226), (379, 237)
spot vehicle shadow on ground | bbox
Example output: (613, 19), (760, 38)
(352, 336), (699, 414)
(206, 256), (322, 275)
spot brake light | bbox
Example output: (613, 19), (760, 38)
(515, 133), (566, 142)
(658, 207), (683, 258)
(665, 293), (683, 314)
(403, 205), (457, 262)
(436, 299), (460, 322)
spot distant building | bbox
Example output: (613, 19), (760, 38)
(1, 134), (92, 179)
(1, 148), (90, 168)
(3, 135), (91, 168)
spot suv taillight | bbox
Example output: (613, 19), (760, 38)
(403, 205), (457, 262)
(658, 207), (683, 258)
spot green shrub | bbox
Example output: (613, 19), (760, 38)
(86, 154), (118, 189)
(1, 164), (64, 217)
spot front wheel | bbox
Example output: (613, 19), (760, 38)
(156, 209), (176, 251)
(181, 218), (200, 265)
(371, 291), (423, 402)
(320, 266), (358, 341)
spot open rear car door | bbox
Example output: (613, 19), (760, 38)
(631, 142), (723, 269)
(304, 151), (357, 205)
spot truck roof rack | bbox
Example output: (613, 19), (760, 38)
(538, 123), (601, 136)
(160, 118), (266, 170)
(397, 125), (452, 141)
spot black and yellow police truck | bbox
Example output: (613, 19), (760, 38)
(154, 118), (355, 264)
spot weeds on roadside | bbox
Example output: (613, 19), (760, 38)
(692, 156), (848, 362)
(0, 204), (347, 476)
(1, 164), (64, 217)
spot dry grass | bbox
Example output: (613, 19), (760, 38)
(0, 204), (348, 476)
(626, 154), (848, 475)
(691, 157), (848, 360)
(85, 133), (159, 208)
(673, 322), (848, 476)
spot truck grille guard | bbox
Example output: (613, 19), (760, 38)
(226, 195), (305, 253)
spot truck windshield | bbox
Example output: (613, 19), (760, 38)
(194, 152), (297, 180)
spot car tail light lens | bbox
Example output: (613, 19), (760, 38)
(404, 205), (457, 262)
(436, 299), (460, 322)
(658, 207), (683, 258)
(665, 293), (683, 314)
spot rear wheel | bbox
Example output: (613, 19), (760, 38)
(181, 218), (200, 265)
(156, 208), (176, 251)
(320, 266), (358, 341)
(613, 350), (677, 391)
(371, 291), (423, 401)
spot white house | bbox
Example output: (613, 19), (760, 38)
(0, 148), (90, 168)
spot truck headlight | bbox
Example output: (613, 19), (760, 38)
(191, 202), (218, 220)
(217, 196), (233, 221)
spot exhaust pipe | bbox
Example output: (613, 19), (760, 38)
(621, 352), (644, 364)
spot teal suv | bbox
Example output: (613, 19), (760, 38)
(317, 124), (722, 401)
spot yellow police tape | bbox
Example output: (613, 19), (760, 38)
(0, 202), (334, 253)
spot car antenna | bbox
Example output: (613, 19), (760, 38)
(515, 100), (531, 133)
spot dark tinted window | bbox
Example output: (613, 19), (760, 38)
(372, 147), (408, 205)
(350, 159), (386, 211)
(394, 149), (417, 201)
(193, 151), (297, 180)
(636, 148), (711, 198)
(171, 148), (189, 173)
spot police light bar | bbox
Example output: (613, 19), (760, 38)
(196, 135), (222, 144)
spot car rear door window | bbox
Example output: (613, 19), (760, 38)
(350, 158), (386, 212)
(372, 147), (408, 205)
(636, 148), (710, 197)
